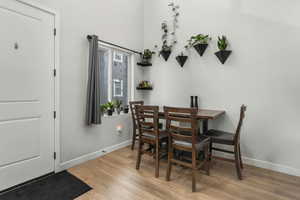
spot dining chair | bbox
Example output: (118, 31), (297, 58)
(164, 106), (211, 192)
(135, 105), (168, 178)
(204, 105), (247, 180)
(129, 101), (144, 150)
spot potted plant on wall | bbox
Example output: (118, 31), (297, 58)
(215, 35), (232, 64)
(158, 22), (174, 61)
(157, 3), (180, 61)
(136, 80), (153, 90)
(137, 49), (155, 66)
(114, 100), (122, 115)
(186, 34), (211, 56)
(176, 52), (188, 67)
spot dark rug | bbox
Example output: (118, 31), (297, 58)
(0, 171), (92, 200)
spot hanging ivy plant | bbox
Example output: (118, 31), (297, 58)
(156, 2), (180, 61)
(159, 22), (173, 61)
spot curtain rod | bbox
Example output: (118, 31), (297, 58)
(87, 35), (142, 55)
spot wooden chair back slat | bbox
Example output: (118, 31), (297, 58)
(169, 125), (193, 133)
(139, 121), (154, 127)
(235, 105), (247, 142)
(138, 114), (155, 119)
(170, 132), (192, 143)
(167, 116), (193, 123)
(141, 129), (155, 135)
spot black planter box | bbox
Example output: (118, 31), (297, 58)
(137, 62), (152, 67)
(193, 43), (208, 56)
(160, 50), (171, 61)
(215, 50), (232, 64)
(123, 108), (129, 113)
(176, 55), (188, 67)
(136, 87), (153, 90)
(107, 110), (113, 116)
(137, 58), (152, 66)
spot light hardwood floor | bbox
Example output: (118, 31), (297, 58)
(70, 147), (300, 200)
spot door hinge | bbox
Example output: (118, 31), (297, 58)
(53, 69), (57, 77)
(54, 111), (56, 119)
(53, 28), (57, 36)
(54, 152), (57, 160)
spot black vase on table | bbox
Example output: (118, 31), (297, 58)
(190, 96), (194, 108)
(194, 96), (198, 108)
(190, 96), (199, 108)
(107, 109), (113, 116)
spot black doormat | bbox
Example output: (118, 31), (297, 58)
(0, 171), (92, 200)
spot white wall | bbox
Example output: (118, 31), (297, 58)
(36, 0), (144, 164)
(144, 0), (300, 175)
(32, 0), (300, 176)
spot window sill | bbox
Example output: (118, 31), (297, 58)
(102, 113), (131, 118)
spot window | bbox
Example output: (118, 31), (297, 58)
(113, 51), (123, 63)
(113, 79), (123, 97)
(99, 45), (132, 106)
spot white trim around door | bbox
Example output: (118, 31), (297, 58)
(16, 0), (61, 173)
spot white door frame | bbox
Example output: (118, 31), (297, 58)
(16, 0), (61, 173)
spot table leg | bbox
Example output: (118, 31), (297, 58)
(202, 119), (208, 133)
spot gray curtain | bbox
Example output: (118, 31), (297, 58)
(86, 35), (101, 125)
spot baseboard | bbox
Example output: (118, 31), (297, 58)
(59, 141), (300, 177)
(243, 157), (300, 177)
(59, 140), (131, 171)
(214, 152), (300, 177)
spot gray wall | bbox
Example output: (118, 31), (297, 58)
(143, 0), (300, 176)
(38, 0), (144, 165)
(35, 0), (300, 176)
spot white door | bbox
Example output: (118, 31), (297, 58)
(0, 0), (55, 191)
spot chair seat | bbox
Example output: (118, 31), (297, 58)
(204, 129), (235, 145)
(173, 135), (210, 151)
(143, 130), (168, 140)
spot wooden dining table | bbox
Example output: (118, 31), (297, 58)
(158, 108), (226, 133)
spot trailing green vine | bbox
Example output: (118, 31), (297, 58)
(156, 2), (180, 56)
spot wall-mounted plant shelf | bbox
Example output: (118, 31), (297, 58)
(137, 80), (152, 90)
(137, 62), (152, 67)
(194, 43), (208, 56)
(138, 49), (155, 67)
(136, 87), (153, 90)
(160, 50), (171, 61)
(215, 36), (231, 64)
(215, 50), (232, 64)
(176, 55), (188, 67)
